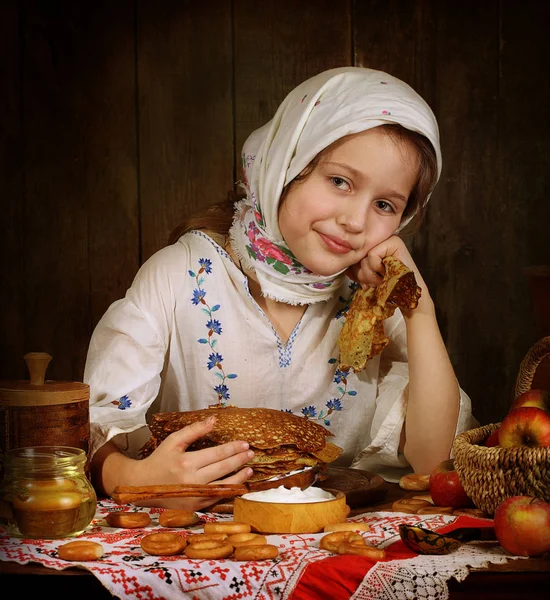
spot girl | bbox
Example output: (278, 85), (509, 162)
(84, 67), (475, 509)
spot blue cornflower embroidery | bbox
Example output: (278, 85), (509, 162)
(190, 258), (237, 405)
(206, 319), (222, 335)
(327, 398), (343, 411)
(112, 394), (132, 410)
(335, 281), (359, 320)
(333, 368), (347, 384)
(192, 289), (206, 305)
(199, 258), (212, 274)
(300, 359), (354, 426)
(214, 384), (230, 400)
(291, 285), (358, 425)
(207, 352), (223, 370)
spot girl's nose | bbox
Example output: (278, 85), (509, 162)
(336, 202), (367, 233)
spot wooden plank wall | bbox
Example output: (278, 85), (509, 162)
(1, 0), (549, 427)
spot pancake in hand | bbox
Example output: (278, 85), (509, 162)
(338, 256), (421, 372)
(139, 406), (343, 490)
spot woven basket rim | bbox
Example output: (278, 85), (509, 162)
(453, 422), (550, 458)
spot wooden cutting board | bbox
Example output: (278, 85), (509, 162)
(314, 466), (388, 508)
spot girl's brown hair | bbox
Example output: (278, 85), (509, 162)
(167, 124), (438, 245)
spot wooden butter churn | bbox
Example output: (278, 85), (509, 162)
(0, 352), (90, 476)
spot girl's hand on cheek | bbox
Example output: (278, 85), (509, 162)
(347, 235), (416, 289)
(347, 235), (435, 318)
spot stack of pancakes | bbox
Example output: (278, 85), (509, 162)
(140, 407), (342, 488)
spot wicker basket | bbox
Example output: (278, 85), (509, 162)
(452, 336), (550, 516)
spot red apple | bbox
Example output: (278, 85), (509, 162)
(429, 459), (473, 508)
(499, 406), (550, 448)
(494, 495), (550, 557)
(510, 389), (550, 412)
(485, 429), (499, 448)
(484, 428), (500, 447)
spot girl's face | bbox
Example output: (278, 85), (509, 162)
(278, 127), (420, 276)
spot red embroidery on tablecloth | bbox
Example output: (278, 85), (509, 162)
(94, 566), (157, 599)
(92, 529), (150, 544)
(210, 564), (231, 580)
(351, 513), (453, 547)
(0, 501), (497, 600)
(181, 566), (212, 584)
(171, 565), (221, 594)
(282, 533), (316, 548)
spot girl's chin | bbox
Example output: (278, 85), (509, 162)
(296, 250), (353, 278)
(305, 263), (350, 278)
(315, 270), (346, 278)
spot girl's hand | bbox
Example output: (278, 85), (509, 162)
(346, 235), (433, 316)
(133, 417), (255, 510)
(346, 235), (415, 288)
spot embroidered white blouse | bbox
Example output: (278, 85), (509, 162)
(84, 231), (476, 482)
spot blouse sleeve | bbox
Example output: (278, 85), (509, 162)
(350, 311), (477, 482)
(84, 243), (188, 457)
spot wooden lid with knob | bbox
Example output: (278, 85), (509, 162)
(0, 352), (90, 406)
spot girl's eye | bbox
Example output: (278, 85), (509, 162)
(375, 200), (396, 214)
(330, 176), (350, 191)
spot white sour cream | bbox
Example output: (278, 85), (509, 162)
(241, 485), (335, 503)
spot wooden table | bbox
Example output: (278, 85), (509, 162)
(1, 483), (549, 599)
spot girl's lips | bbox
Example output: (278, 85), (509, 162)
(318, 232), (353, 254)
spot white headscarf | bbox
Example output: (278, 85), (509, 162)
(229, 66), (442, 305)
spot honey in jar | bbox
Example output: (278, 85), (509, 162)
(0, 446), (97, 538)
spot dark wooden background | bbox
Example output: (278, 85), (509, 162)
(1, 0), (549, 427)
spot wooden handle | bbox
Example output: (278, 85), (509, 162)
(111, 483), (249, 505)
(24, 352), (52, 386)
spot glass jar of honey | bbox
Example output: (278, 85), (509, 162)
(0, 446), (97, 539)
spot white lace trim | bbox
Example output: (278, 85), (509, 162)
(351, 541), (527, 600)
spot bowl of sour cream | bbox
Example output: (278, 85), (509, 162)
(233, 485), (349, 534)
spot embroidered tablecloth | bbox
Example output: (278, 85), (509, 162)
(0, 499), (524, 600)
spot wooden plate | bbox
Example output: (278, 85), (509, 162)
(313, 466), (387, 508)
